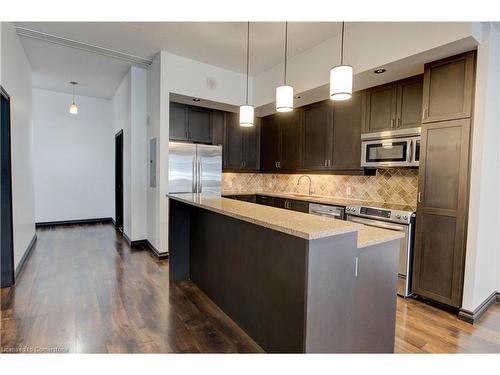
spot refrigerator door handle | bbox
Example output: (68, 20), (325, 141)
(192, 155), (197, 193)
(198, 159), (203, 193)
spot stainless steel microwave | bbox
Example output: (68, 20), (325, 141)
(361, 128), (420, 168)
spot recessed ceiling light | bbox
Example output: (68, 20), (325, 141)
(192, 98), (201, 102)
(374, 68), (386, 74)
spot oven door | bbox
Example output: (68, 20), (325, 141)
(347, 215), (412, 297)
(361, 138), (413, 167)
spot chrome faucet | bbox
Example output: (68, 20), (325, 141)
(297, 175), (314, 195)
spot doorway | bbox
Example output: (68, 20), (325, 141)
(115, 130), (124, 231)
(1, 86), (14, 288)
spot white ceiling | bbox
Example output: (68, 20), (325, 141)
(16, 22), (342, 99)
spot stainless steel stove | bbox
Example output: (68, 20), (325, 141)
(346, 204), (416, 297)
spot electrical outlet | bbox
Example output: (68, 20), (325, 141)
(346, 186), (352, 196)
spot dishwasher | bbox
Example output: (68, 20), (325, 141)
(308, 203), (345, 220)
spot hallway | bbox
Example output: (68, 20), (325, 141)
(1, 224), (499, 353)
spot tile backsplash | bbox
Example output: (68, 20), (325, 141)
(222, 169), (418, 206)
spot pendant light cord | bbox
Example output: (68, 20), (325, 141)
(340, 21), (345, 65)
(245, 22), (250, 105)
(284, 22), (288, 85)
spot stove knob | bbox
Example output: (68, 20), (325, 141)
(395, 214), (401, 219)
(346, 207), (351, 212)
(403, 215), (408, 220)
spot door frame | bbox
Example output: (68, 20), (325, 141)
(1, 85), (15, 288)
(114, 130), (124, 231)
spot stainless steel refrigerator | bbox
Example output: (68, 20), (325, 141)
(168, 142), (222, 195)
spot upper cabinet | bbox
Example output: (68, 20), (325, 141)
(302, 101), (333, 170)
(332, 92), (363, 171)
(363, 83), (397, 132)
(169, 102), (212, 143)
(224, 112), (259, 172)
(422, 51), (475, 123)
(260, 110), (302, 172)
(363, 75), (423, 133)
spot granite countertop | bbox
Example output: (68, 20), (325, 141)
(168, 193), (404, 247)
(222, 190), (417, 212)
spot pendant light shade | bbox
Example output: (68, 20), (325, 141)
(276, 22), (294, 112)
(69, 102), (78, 114)
(239, 104), (255, 127)
(69, 81), (79, 114)
(276, 85), (294, 112)
(330, 65), (353, 101)
(330, 22), (352, 101)
(240, 22), (254, 127)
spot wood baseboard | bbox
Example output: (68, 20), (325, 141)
(36, 217), (113, 227)
(458, 291), (498, 324)
(14, 234), (37, 281)
(122, 232), (168, 260)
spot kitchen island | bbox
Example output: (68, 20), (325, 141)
(168, 193), (403, 353)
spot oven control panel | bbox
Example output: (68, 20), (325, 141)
(345, 205), (414, 224)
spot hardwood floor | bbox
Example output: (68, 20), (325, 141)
(1, 223), (499, 353)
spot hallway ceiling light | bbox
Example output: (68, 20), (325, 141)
(276, 22), (293, 112)
(69, 81), (79, 114)
(330, 22), (352, 101)
(240, 22), (254, 127)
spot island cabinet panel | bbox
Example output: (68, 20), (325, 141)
(169, 198), (400, 353)
(422, 51), (475, 123)
(412, 119), (471, 308)
(260, 114), (281, 171)
(302, 101), (333, 170)
(331, 92), (363, 171)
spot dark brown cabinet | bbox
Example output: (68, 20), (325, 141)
(260, 114), (282, 171)
(422, 51), (475, 123)
(169, 102), (212, 143)
(169, 102), (189, 140)
(260, 110), (302, 171)
(363, 83), (397, 132)
(332, 92), (363, 171)
(224, 112), (259, 171)
(212, 110), (225, 146)
(363, 75), (423, 133)
(302, 101), (333, 170)
(412, 119), (471, 308)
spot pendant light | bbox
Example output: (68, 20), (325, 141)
(69, 81), (79, 114)
(239, 22), (254, 127)
(330, 22), (352, 101)
(276, 22), (293, 112)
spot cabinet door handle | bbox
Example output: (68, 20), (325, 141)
(391, 118), (395, 128)
(354, 257), (359, 278)
(397, 118), (401, 128)
(418, 192), (422, 203)
(422, 109), (427, 120)
(324, 160), (327, 167)
(278, 161), (281, 169)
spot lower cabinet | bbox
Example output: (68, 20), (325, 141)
(254, 195), (309, 213)
(412, 119), (471, 308)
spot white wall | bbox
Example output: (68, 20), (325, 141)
(112, 71), (132, 235)
(112, 66), (148, 242)
(254, 22), (480, 107)
(145, 52), (250, 254)
(462, 23), (500, 311)
(1, 22), (36, 269)
(32, 89), (114, 222)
